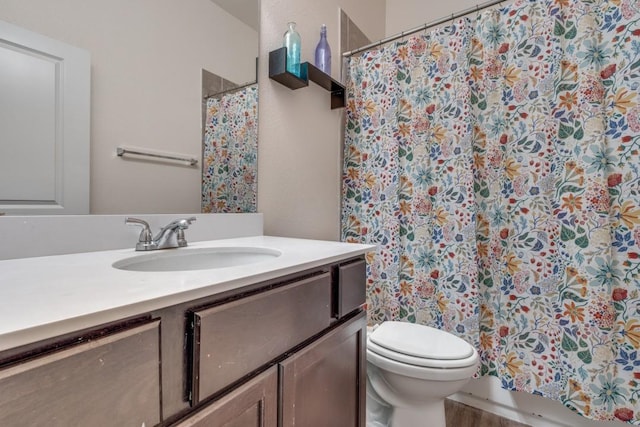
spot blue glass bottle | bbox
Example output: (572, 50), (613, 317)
(283, 22), (301, 77)
(314, 24), (331, 75)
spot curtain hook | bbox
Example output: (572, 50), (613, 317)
(401, 31), (405, 42)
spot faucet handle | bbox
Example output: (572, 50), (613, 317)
(162, 216), (197, 231)
(125, 217), (158, 251)
(179, 217), (197, 228)
(175, 217), (196, 247)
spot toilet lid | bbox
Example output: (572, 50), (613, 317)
(369, 321), (474, 361)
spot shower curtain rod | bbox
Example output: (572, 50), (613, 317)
(204, 80), (257, 100)
(342, 0), (506, 57)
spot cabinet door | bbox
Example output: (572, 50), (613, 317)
(175, 366), (277, 427)
(280, 311), (366, 427)
(0, 321), (161, 427)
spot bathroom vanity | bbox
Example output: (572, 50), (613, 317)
(0, 236), (372, 426)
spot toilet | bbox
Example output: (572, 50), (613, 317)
(366, 321), (479, 427)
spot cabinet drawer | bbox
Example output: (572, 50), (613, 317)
(192, 273), (332, 403)
(333, 259), (366, 318)
(0, 321), (161, 427)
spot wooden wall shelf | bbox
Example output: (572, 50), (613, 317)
(268, 47), (345, 109)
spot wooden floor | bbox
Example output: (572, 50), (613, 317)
(445, 400), (531, 427)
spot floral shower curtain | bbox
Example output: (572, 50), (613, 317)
(202, 84), (258, 213)
(342, 0), (640, 422)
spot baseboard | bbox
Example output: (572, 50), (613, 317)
(448, 392), (567, 427)
(449, 377), (626, 427)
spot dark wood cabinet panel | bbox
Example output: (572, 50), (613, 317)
(174, 366), (277, 427)
(191, 273), (332, 403)
(0, 321), (161, 427)
(280, 311), (367, 427)
(334, 259), (367, 319)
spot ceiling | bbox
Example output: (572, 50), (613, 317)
(210, 0), (259, 31)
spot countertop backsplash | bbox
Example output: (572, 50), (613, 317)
(0, 213), (263, 260)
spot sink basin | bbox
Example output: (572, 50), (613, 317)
(112, 247), (282, 272)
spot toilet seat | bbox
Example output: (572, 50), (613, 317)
(368, 321), (477, 369)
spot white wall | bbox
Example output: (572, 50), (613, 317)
(386, 0), (480, 36)
(0, 0), (258, 214)
(258, 0), (385, 241)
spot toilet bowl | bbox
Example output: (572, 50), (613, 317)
(366, 321), (479, 427)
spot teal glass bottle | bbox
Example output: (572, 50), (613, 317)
(283, 22), (301, 77)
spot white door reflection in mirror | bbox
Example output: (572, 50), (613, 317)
(0, 19), (89, 215)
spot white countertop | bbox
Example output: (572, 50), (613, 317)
(0, 236), (374, 352)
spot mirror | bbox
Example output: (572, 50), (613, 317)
(0, 0), (259, 215)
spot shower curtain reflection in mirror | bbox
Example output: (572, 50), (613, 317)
(202, 84), (258, 213)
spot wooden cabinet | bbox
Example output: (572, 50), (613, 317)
(175, 367), (277, 427)
(181, 312), (366, 427)
(183, 261), (366, 427)
(0, 321), (161, 427)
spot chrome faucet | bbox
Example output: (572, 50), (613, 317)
(125, 217), (197, 251)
